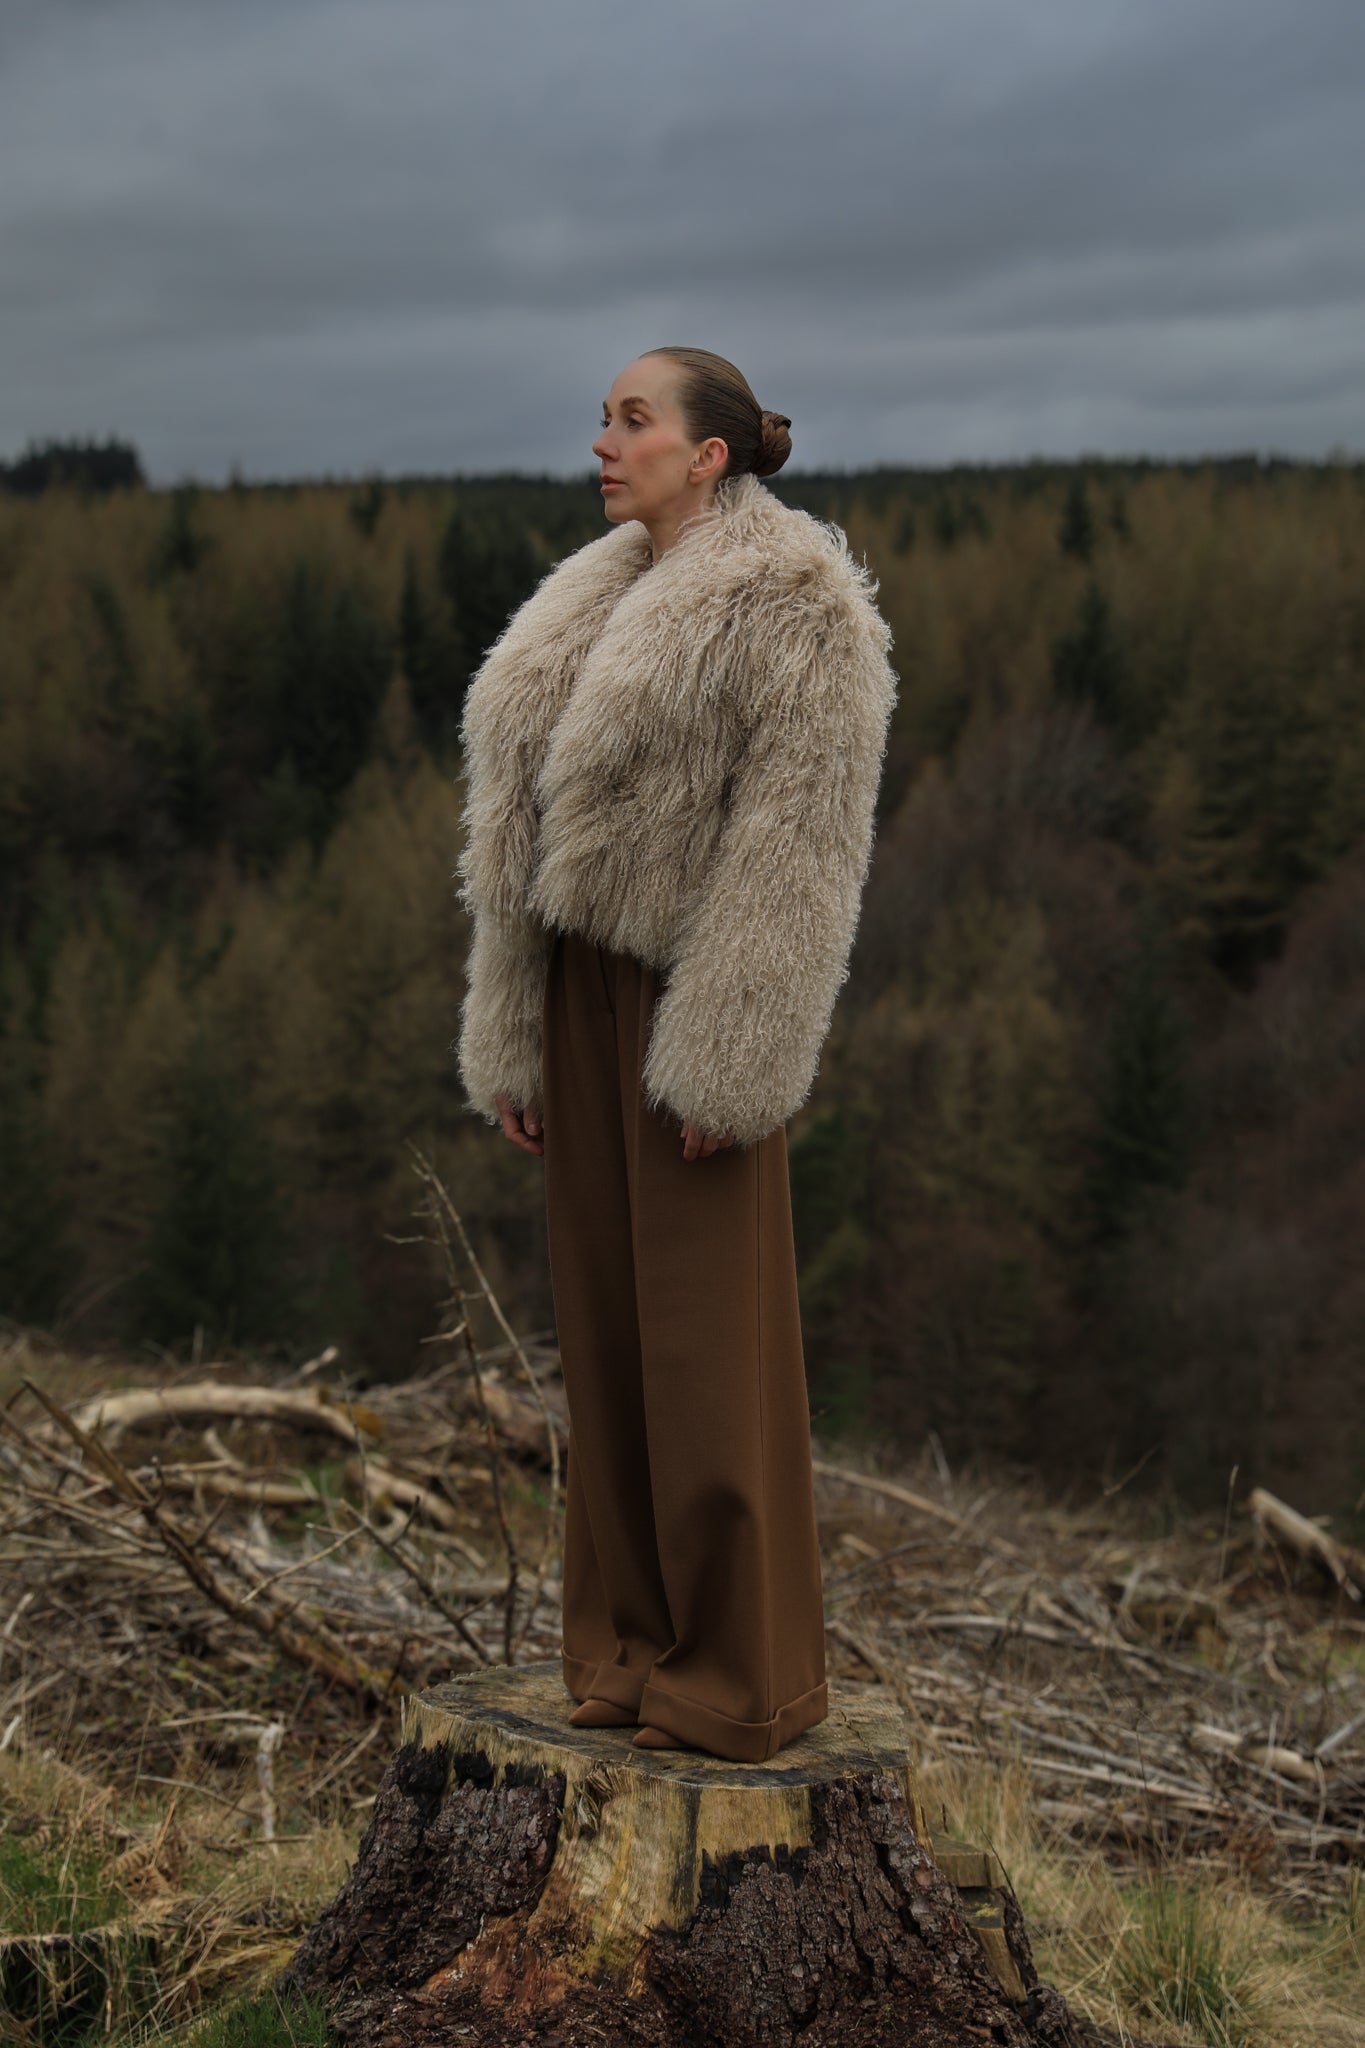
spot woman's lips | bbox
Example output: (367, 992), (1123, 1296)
(601, 479), (624, 490)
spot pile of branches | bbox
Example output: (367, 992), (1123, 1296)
(0, 1155), (571, 1763)
(1, 1151), (1362, 1916)
(817, 1459), (1365, 1905)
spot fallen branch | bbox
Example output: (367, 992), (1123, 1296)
(344, 1456), (464, 1532)
(811, 1458), (1027, 1560)
(70, 1381), (384, 1449)
(18, 1381), (410, 1705)
(340, 1502), (495, 1666)
(1248, 1486), (1364, 1601)
(1189, 1722), (1321, 1786)
(138, 1466), (325, 1510)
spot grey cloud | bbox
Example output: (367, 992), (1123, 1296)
(2, 0), (1362, 480)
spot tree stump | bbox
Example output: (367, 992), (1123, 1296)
(284, 1665), (1101, 2047)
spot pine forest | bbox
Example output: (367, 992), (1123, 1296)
(3, 448), (1364, 1515)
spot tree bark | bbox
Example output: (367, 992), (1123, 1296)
(284, 1666), (1121, 2047)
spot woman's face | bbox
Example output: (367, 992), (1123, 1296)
(592, 355), (728, 536)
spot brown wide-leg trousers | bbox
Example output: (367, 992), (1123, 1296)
(541, 927), (828, 1762)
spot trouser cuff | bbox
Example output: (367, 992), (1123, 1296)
(562, 1649), (644, 1713)
(638, 1676), (828, 1763)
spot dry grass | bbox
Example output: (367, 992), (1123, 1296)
(916, 1744), (1363, 2045)
(0, 1734), (353, 2041)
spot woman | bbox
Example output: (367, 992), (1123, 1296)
(455, 346), (897, 1761)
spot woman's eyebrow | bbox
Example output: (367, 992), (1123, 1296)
(602, 396), (652, 412)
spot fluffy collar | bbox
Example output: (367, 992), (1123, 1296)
(457, 469), (883, 924)
(581, 468), (839, 589)
(486, 468), (867, 674)
(597, 467), (784, 581)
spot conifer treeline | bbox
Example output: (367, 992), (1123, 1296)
(0, 434), (146, 497)
(1, 455), (1363, 1507)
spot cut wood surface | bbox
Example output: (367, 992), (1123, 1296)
(285, 1664), (1100, 2048)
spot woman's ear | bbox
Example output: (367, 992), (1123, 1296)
(691, 436), (729, 482)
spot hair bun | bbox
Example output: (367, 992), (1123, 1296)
(754, 408), (792, 479)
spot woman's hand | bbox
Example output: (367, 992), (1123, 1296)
(495, 1091), (544, 1157)
(680, 1118), (736, 1162)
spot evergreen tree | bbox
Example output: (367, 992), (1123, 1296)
(152, 693), (223, 847)
(13, 846), (74, 1036)
(1084, 904), (1192, 1245)
(930, 494), (962, 548)
(0, 434), (145, 496)
(961, 493), (991, 540)
(1190, 666), (1332, 966)
(86, 574), (137, 720)
(789, 1109), (875, 1438)
(348, 476), (386, 539)
(1051, 578), (1128, 729)
(400, 546), (468, 753)
(1058, 474), (1097, 560)
(241, 755), (329, 872)
(152, 485), (211, 578)
(133, 1034), (291, 1350)
(0, 992), (68, 1325)
(439, 507), (545, 671)
(789, 1109), (869, 1266)
(269, 560), (394, 833)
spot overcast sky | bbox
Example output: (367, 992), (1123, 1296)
(3, 0), (1362, 484)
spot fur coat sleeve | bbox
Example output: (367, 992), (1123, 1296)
(639, 570), (896, 1143)
(451, 477), (897, 1146)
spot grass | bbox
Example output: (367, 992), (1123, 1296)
(0, 1832), (159, 2047)
(915, 1740), (1365, 2047)
(0, 1743), (354, 2045)
(0, 1828), (127, 1939)
(1111, 1879), (1267, 2046)
(178, 1983), (334, 2047)
(0, 1757), (157, 2046)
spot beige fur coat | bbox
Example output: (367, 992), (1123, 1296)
(453, 469), (898, 1145)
